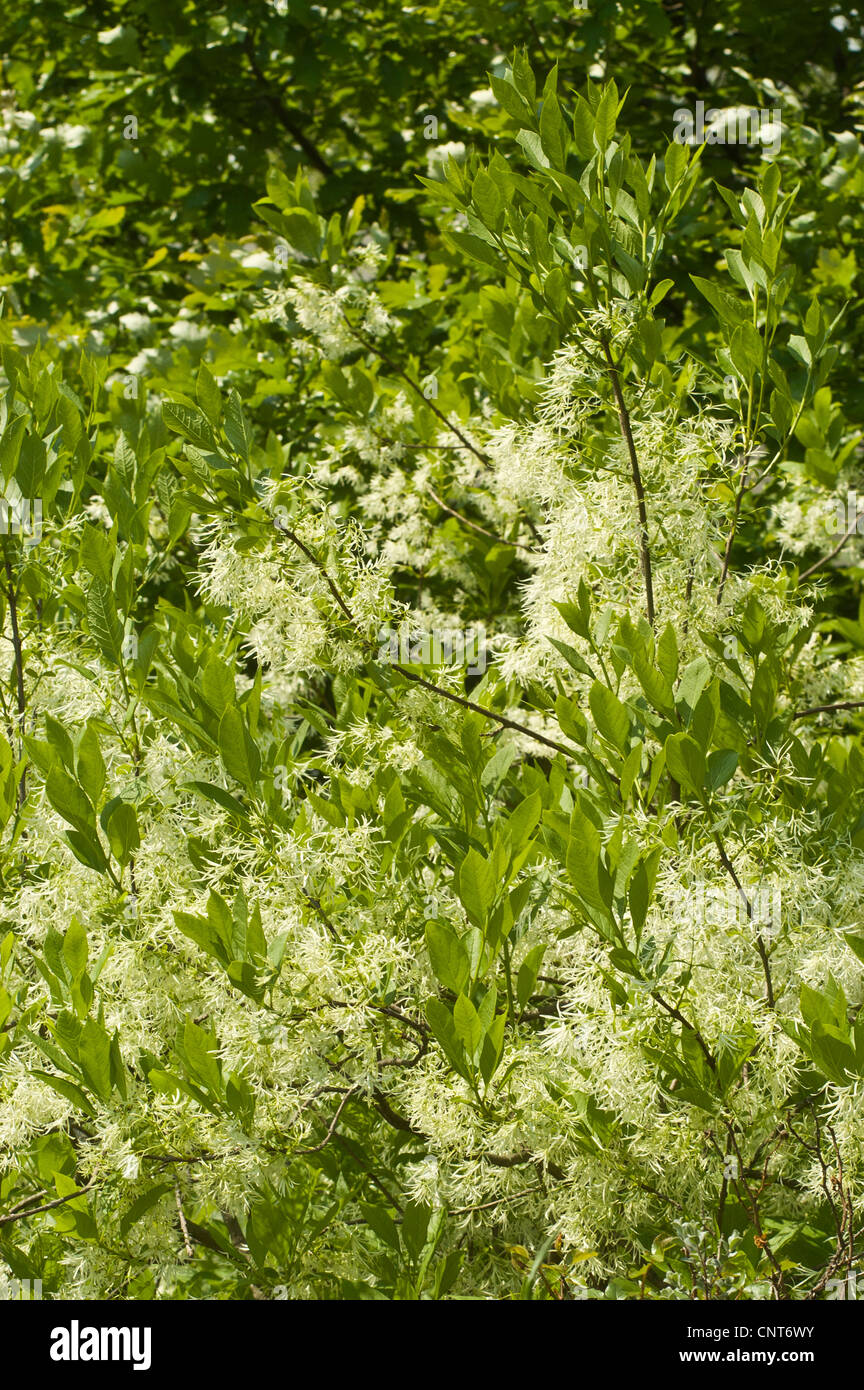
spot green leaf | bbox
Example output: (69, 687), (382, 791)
(589, 682), (630, 752)
(106, 801), (140, 866)
(62, 920), (88, 982)
(628, 859), (654, 937)
(516, 944), (546, 1010)
(86, 579), (123, 664)
(472, 169), (503, 225)
(113, 431), (136, 487)
(676, 656), (712, 718)
(31, 1071), (96, 1117)
(539, 84), (567, 168)
(280, 209), (324, 259)
(843, 931), (864, 966)
(180, 1018), (223, 1094)
(751, 662), (776, 737)
(664, 733), (706, 796)
(504, 790), (543, 856)
(224, 390), (251, 461)
(656, 623), (679, 687)
(120, 1184), (173, 1238)
(489, 74), (535, 127)
(201, 656), (236, 714)
(44, 716), (75, 770)
(706, 750), (738, 791)
(196, 363), (222, 426)
(547, 637), (596, 679)
(359, 1202), (401, 1253)
(79, 524), (113, 584)
(218, 707), (261, 787)
(457, 848), (497, 927)
(516, 130), (550, 170)
(690, 275), (746, 327)
(594, 85), (618, 151)
(174, 909), (230, 967)
(76, 725), (106, 806)
(65, 828), (109, 875)
(163, 401), (217, 451)
(650, 279), (675, 308)
(809, 1021), (857, 1086)
(46, 767), (95, 835)
(446, 228), (503, 270)
(511, 51), (537, 106)
(225, 960), (267, 1003)
(78, 1019), (114, 1102)
(565, 805), (613, 923)
(425, 921), (470, 994)
(664, 141), (688, 190)
(572, 95), (596, 158)
(425, 998), (468, 1078)
(181, 781), (250, 823)
(729, 322), (764, 378)
(453, 993), (484, 1057)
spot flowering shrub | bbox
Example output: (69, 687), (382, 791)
(1, 43), (864, 1301)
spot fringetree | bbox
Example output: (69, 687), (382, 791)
(1, 59), (863, 1301)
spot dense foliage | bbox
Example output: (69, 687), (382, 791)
(1, 1), (864, 1301)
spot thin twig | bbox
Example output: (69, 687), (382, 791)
(347, 319), (492, 468)
(451, 1183), (542, 1216)
(175, 1183), (194, 1258)
(2, 537), (27, 807)
(274, 517), (582, 761)
(601, 343), (655, 627)
(425, 485), (536, 553)
(792, 700), (864, 720)
(652, 991), (716, 1070)
(712, 831), (774, 1009)
(301, 886), (341, 941)
(243, 35), (334, 176)
(716, 454), (753, 605)
(799, 514), (864, 583)
(0, 1181), (96, 1227)
(294, 1086), (360, 1156)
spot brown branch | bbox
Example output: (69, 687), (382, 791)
(294, 1086), (360, 1155)
(652, 991), (716, 1070)
(799, 513), (864, 583)
(346, 319), (492, 469)
(451, 1183), (542, 1216)
(175, 1183), (193, 1258)
(390, 661), (581, 760)
(425, 485), (536, 553)
(274, 520), (356, 626)
(792, 700), (864, 720)
(371, 1090), (421, 1134)
(274, 517), (583, 762)
(301, 886), (341, 941)
(723, 1122), (786, 1296)
(712, 831), (774, 1009)
(0, 1181), (96, 1227)
(2, 537), (26, 807)
(600, 343), (655, 627)
(243, 35), (334, 177)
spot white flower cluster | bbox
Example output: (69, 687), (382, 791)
(256, 277), (394, 360)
